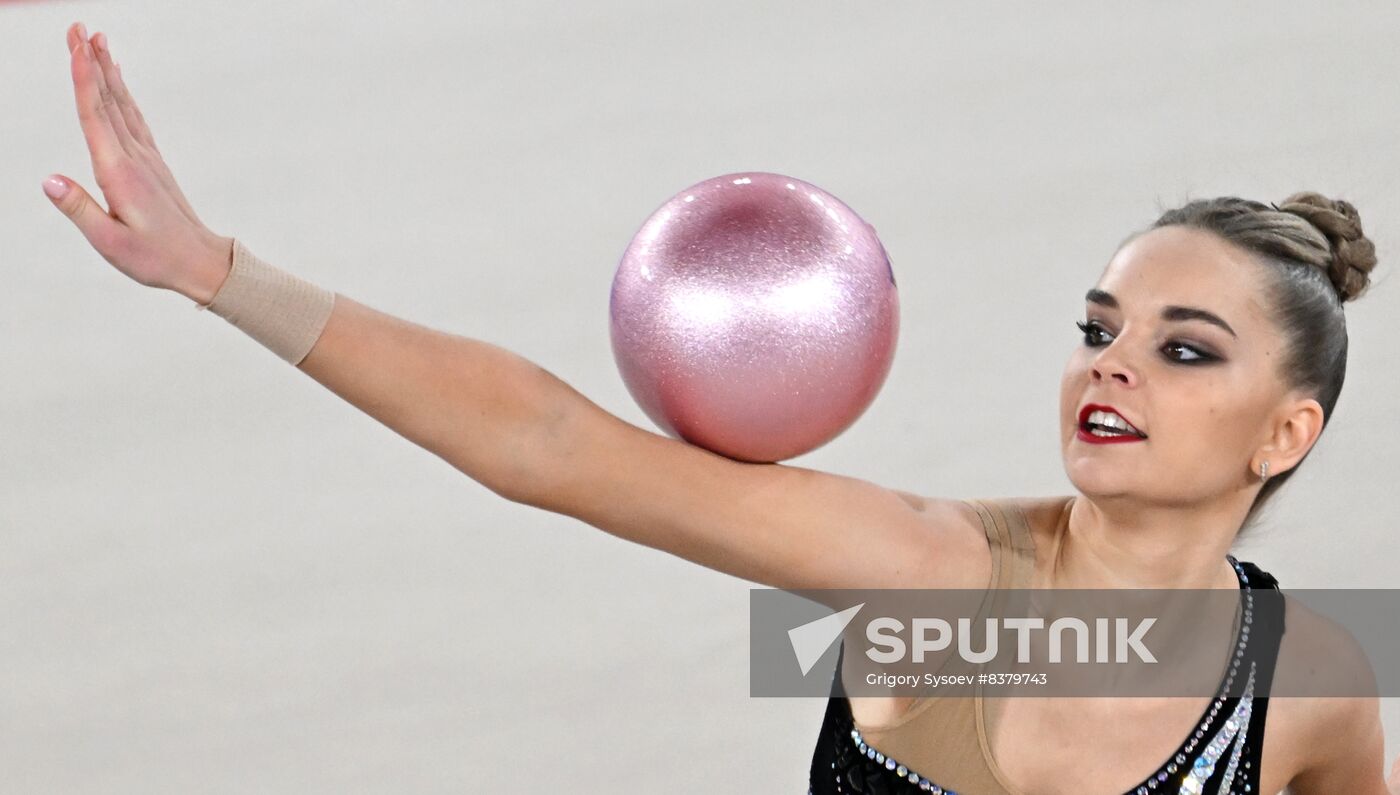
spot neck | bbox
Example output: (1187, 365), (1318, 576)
(1043, 495), (1247, 681)
(1053, 495), (1243, 591)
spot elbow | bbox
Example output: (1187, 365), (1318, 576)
(482, 401), (576, 509)
(475, 442), (554, 508)
(488, 459), (565, 509)
(460, 364), (585, 512)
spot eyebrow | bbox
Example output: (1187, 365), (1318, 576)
(1084, 288), (1238, 339)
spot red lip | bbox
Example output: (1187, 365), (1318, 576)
(1077, 403), (1147, 444)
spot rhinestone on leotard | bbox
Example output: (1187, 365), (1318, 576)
(848, 727), (958, 795)
(827, 554), (1260, 795)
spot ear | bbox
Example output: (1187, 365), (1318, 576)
(1258, 395), (1326, 476)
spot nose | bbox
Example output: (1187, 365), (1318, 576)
(1090, 342), (1138, 387)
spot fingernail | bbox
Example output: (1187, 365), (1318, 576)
(84, 41), (94, 61)
(94, 32), (107, 54)
(43, 175), (69, 200)
(77, 22), (87, 40)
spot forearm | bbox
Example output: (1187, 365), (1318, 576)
(193, 238), (570, 501)
(294, 294), (570, 500)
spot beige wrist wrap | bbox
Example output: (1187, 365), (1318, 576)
(194, 238), (336, 366)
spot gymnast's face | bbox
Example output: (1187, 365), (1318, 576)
(1058, 225), (1314, 506)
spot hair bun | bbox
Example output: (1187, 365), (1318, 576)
(1274, 191), (1377, 302)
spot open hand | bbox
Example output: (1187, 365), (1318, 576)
(45, 22), (232, 305)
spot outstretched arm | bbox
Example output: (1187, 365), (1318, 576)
(47, 22), (992, 595)
(288, 296), (979, 591)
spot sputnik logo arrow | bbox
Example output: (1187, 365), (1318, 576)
(787, 603), (865, 676)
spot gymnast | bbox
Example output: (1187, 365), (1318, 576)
(45, 22), (1399, 795)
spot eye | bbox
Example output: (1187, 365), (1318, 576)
(1163, 341), (1209, 363)
(1075, 320), (1216, 364)
(1076, 320), (1107, 346)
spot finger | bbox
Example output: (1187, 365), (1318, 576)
(92, 32), (157, 154)
(90, 36), (203, 228)
(66, 21), (86, 55)
(42, 173), (126, 255)
(103, 53), (161, 155)
(85, 32), (140, 158)
(70, 35), (127, 173)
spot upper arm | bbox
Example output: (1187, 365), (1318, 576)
(1285, 695), (1388, 794)
(1280, 599), (1389, 794)
(518, 395), (990, 594)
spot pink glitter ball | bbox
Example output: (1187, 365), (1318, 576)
(610, 172), (899, 462)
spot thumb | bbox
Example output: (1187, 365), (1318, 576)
(42, 174), (121, 249)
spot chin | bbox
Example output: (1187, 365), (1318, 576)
(1064, 466), (1135, 499)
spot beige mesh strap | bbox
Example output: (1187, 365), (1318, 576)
(195, 238), (336, 366)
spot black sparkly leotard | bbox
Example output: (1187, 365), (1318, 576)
(806, 497), (1287, 795)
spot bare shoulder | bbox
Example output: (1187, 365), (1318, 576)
(882, 490), (992, 590)
(1274, 593), (1378, 696)
(885, 488), (981, 532)
(894, 492), (1072, 573)
(1261, 592), (1383, 789)
(897, 492), (1069, 528)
